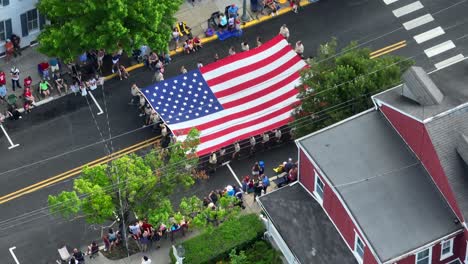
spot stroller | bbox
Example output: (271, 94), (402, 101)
(207, 11), (221, 30)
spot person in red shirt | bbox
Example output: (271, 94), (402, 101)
(39, 61), (50, 80)
(0, 71), (6, 86)
(4, 40), (14, 62)
(23, 76), (32, 88)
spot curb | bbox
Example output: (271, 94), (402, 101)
(103, 0), (313, 81)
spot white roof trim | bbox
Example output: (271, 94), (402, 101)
(374, 99), (425, 123)
(295, 108), (375, 143)
(423, 101), (468, 123)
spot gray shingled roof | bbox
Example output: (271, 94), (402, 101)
(425, 106), (468, 221)
(374, 60), (468, 120)
(298, 110), (461, 262)
(259, 184), (357, 264)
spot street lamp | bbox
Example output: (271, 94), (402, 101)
(241, 0), (249, 22)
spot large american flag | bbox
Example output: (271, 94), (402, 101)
(142, 35), (307, 156)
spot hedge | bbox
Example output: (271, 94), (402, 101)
(170, 214), (265, 264)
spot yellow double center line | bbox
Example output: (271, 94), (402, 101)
(370, 40), (407, 59)
(0, 136), (161, 204)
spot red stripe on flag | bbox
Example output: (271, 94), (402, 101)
(221, 73), (300, 109)
(200, 105), (294, 142)
(197, 117), (293, 156)
(172, 88), (298, 135)
(206, 46), (293, 87)
(213, 55), (303, 98)
(199, 35), (285, 74)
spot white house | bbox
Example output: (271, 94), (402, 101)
(0, 0), (45, 54)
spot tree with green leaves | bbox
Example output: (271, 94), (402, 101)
(293, 39), (414, 137)
(48, 128), (201, 226)
(37, 0), (183, 62)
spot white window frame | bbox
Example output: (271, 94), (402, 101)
(440, 238), (454, 261)
(415, 247), (432, 264)
(313, 170), (324, 204)
(354, 231), (365, 263)
(26, 8), (39, 34)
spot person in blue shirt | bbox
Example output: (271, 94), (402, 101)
(262, 174), (270, 194)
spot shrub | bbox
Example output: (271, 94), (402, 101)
(243, 241), (282, 264)
(170, 214), (264, 264)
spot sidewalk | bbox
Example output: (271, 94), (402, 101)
(83, 187), (268, 264)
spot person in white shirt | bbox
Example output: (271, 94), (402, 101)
(279, 24), (290, 40)
(241, 42), (250, 52)
(10, 66), (21, 91)
(295, 41), (304, 58)
(141, 256), (152, 264)
(129, 84), (141, 105)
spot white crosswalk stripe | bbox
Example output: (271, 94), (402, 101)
(424, 41), (456, 58)
(413, 27), (445, 44)
(383, 0), (399, 5)
(392, 1), (424, 17)
(434, 54), (465, 69)
(403, 14), (434, 30)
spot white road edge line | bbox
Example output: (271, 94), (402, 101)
(392, 1), (424, 18)
(88, 91), (104, 115)
(413, 27), (445, 44)
(0, 124), (20, 150)
(9, 246), (20, 264)
(424, 40), (456, 58)
(403, 14), (434, 30)
(434, 54), (466, 69)
(383, 0), (399, 5)
(226, 163), (243, 186)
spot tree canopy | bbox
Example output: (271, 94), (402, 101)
(48, 128), (201, 224)
(37, 0), (183, 62)
(293, 39), (414, 137)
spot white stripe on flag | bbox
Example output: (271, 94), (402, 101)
(202, 40), (290, 81)
(183, 96), (299, 142)
(210, 51), (304, 94)
(197, 111), (293, 151)
(218, 62), (304, 104)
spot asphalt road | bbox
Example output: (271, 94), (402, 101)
(0, 0), (467, 263)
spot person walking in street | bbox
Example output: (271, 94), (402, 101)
(241, 41), (250, 51)
(228, 46), (236, 56)
(295, 41), (304, 58)
(10, 66), (21, 91)
(129, 84), (141, 105)
(141, 256), (152, 264)
(279, 24), (290, 40)
(153, 70), (164, 82)
(180, 65), (188, 74)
